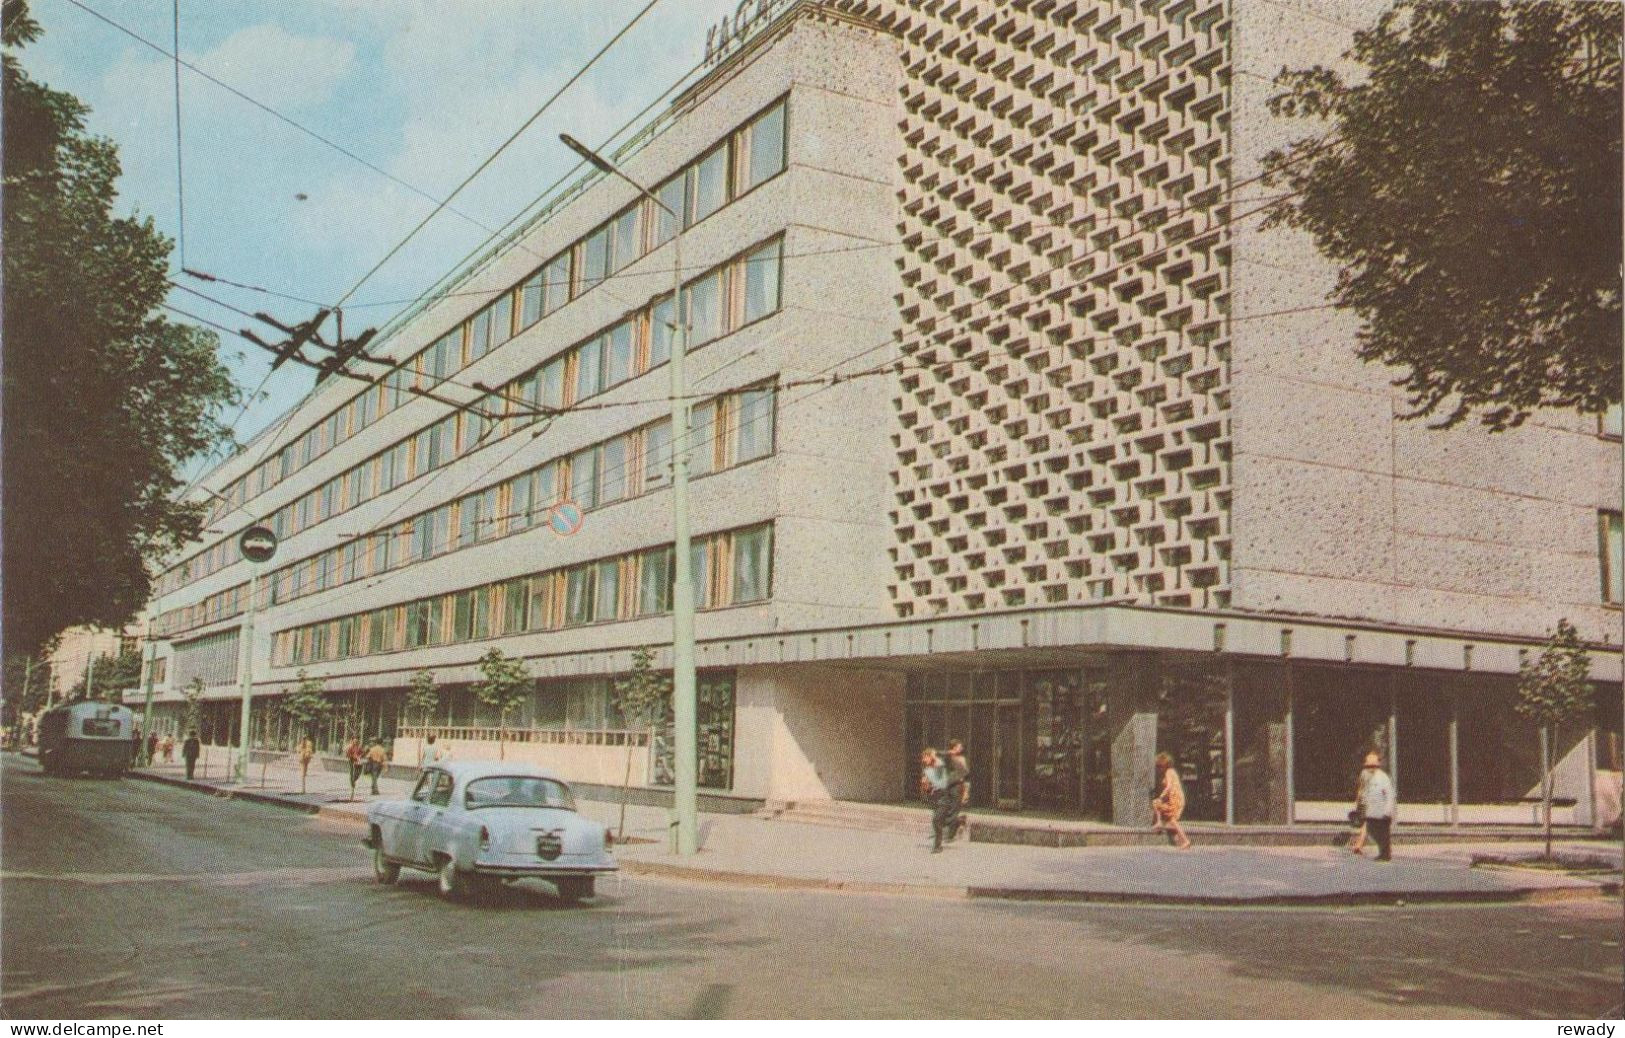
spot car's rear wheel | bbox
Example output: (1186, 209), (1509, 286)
(554, 876), (594, 901)
(372, 843), (400, 885)
(437, 858), (469, 900)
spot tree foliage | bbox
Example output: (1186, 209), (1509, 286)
(1516, 617), (1594, 857)
(278, 670), (332, 738)
(181, 676), (205, 736)
(2, 0), (240, 654)
(69, 648), (142, 702)
(612, 647), (672, 731)
(1516, 618), (1593, 729)
(1262, 1), (1621, 430)
(473, 648), (532, 758)
(405, 668), (439, 728)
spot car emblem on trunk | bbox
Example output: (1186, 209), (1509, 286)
(536, 830), (562, 860)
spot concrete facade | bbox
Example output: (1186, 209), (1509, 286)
(138, 1), (1620, 828)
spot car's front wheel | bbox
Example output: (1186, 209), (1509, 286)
(372, 843), (400, 885)
(437, 858), (469, 900)
(554, 876), (595, 901)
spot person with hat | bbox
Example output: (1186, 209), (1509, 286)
(1357, 750), (1395, 861)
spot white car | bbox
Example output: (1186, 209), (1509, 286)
(363, 761), (616, 900)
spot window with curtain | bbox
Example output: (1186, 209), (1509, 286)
(570, 448), (599, 509)
(595, 559), (621, 622)
(1603, 510), (1623, 605)
(686, 270), (723, 346)
(520, 271), (544, 328)
(649, 295), (675, 368)
(688, 144), (729, 225)
(599, 436), (628, 504)
(743, 240), (781, 324)
(735, 386), (775, 463)
(690, 540), (711, 609)
(490, 293), (514, 348)
(610, 205), (641, 273)
(579, 227), (609, 293)
(743, 102), (786, 191)
(542, 356), (567, 409)
(565, 566), (595, 626)
(604, 320), (635, 387)
(639, 546), (673, 615)
(731, 525), (771, 603)
(543, 254), (571, 314)
(688, 401), (717, 477)
(468, 308), (491, 361)
(652, 175), (683, 248)
(575, 338), (603, 400)
(644, 421), (671, 489)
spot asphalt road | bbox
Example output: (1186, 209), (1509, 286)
(2, 753), (1620, 1020)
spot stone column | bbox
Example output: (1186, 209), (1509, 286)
(1231, 660), (1292, 824)
(1107, 652), (1160, 826)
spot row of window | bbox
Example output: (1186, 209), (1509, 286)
(271, 523), (773, 668)
(164, 97), (789, 598)
(261, 383), (776, 609)
(159, 235), (784, 598)
(1602, 510), (1623, 606)
(154, 382), (777, 639)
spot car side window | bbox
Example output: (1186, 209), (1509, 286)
(410, 771), (435, 802)
(429, 772), (454, 807)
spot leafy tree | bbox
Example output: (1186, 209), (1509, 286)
(279, 671), (331, 792)
(1262, 1), (1621, 430)
(1516, 618), (1594, 858)
(181, 677), (205, 738)
(67, 648), (142, 702)
(405, 668), (439, 728)
(472, 648), (532, 760)
(2, 0), (240, 655)
(2, 651), (51, 718)
(279, 670), (332, 741)
(611, 647), (672, 840)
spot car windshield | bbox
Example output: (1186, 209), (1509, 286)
(463, 776), (575, 811)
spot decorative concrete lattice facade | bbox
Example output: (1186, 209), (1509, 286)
(841, 0), (1235, 618)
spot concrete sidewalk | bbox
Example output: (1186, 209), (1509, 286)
(125, 755), (1623, 907)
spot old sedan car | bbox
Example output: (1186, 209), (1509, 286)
(363, 761), (616, 900)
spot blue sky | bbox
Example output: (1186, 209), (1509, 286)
(19, 0), (743, 455)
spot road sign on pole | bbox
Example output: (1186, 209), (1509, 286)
(238, 526), (278, 564)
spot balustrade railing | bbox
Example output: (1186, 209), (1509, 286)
(397, 725), (652, 748)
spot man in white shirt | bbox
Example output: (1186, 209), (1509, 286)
(1358, 751), (1396, 861)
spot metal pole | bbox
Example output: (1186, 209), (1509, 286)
(557, 133), (696, 854)
(234, 566), (259, 782)
(1223, 669), (1235, 826)
(1283, 662), (1295, 825)
(139, 605), (161, 766)
(1448, 690), (1460, 827)
(670, 226), (699, 856)
(84, 653), (96, 701)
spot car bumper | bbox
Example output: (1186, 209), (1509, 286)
(472, 851), (616, 876)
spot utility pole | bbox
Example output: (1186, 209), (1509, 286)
(84, 652), (96, 702)
(139, 599), (162, 766)
(234, 566), (260, 783)
(560, 133), (697, 854)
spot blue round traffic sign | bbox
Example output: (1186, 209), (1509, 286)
(549, 501), (583, 537)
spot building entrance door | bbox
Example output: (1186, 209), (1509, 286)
(994, 702), (1021, 809)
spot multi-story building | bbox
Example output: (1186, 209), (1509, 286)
(137, 0), (1621, 828)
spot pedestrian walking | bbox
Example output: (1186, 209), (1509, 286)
(1151, 751), (1193, 849)
(365, 738), (387, 795)
(944, 738), (970, 841)
(425, 732), (452, 764)
(131, 726), (143, 765)
(1349, 763), (1372, 855)
(1357, 751), (1395, 861)
(146, 731), (159, 765)
(919, 747), (953, 853)
(344, 738), (364, 800)
(181, 730), (200, 780)
(161, 733), (175, 763)
(297, 736), (316, 794)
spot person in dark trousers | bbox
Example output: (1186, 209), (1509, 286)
(1357, 751), (1395, 861)
(919, 747), (953, 853)
(146, 731), (159, 765)
(344, 738), (364, 800)
(131, 727), (143, 765)
(365, 738), (387, 795)
(182, 731), (201, 780)
(944, 738), (970, 841)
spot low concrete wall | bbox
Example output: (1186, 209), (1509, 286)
(391, 736), (650, 787)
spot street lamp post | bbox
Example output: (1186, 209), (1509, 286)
(560, 133), (698, 855)
(234, 565), (260, 783)
(139, 602), (161, 766)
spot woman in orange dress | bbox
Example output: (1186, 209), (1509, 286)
(1151, 751), (1193, 849)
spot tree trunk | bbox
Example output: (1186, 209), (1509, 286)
(1542, 724), (1554, 861)
(500, 714), (507, 760)
(618, 726), (637, 842)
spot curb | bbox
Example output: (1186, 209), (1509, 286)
(124, 769), (1622, 909)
